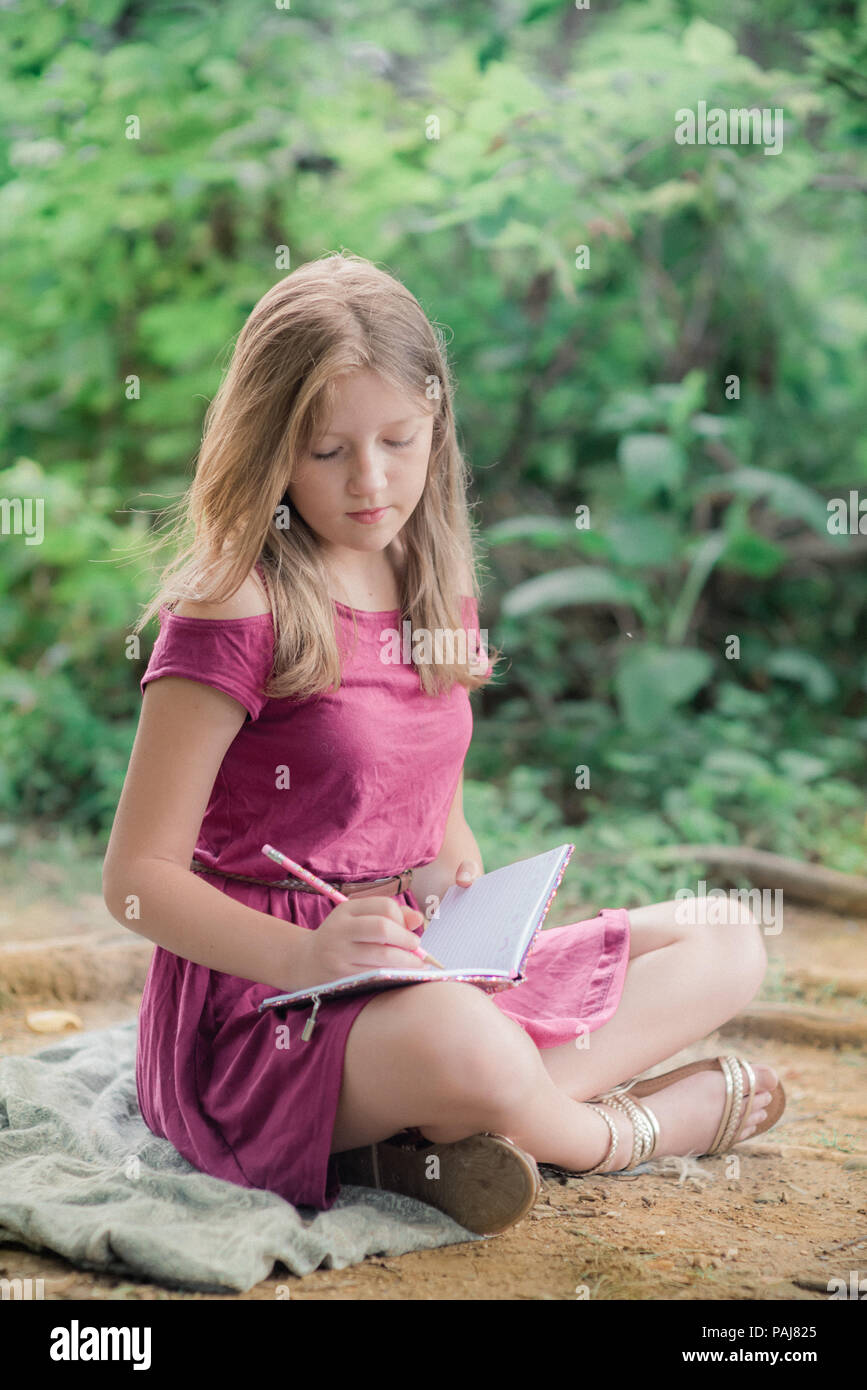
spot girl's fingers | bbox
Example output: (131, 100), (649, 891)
(456, 860), (481, 886)
(349, 912), (426, 952)
(349, 943), (429, 971)
(346, 895), (415, 926)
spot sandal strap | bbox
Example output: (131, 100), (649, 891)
(586, 1053), (760, 1170)
(707, 1054), (748, 1154)
(715, 1054), (757, 1154)
(587, 1075), (640, 1103)
(591, 1091), (661, 1168)
(583, 1104), (619, 1174)
(606, 1092), (660, 1165)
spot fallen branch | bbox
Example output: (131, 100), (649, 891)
(0, 933), (152, 1002)
(575, 845), (867, 914)
(787, 965), (867, 998)
(720, 1001), (867, 1050)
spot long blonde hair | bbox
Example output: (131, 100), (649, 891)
(134, 252), (499, 698)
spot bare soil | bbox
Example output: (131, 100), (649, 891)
(1, 886), (865, 1301)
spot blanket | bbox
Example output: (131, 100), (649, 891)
(0, 1022), (483, 1293)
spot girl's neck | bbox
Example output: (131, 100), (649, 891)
(326, 539), (405, 612)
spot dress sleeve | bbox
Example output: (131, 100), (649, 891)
(140, 607), (276, 721)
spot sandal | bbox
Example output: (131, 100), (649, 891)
(333, 1129), (541, 1235)
(580, 1053), (786, 1173)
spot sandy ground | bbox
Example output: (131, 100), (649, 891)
(0, 884), (865, 1301)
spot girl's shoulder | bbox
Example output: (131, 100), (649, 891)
(172, 569), (271, 621)
(145, 569), (275, 722)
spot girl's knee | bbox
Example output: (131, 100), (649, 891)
(713, 915), (768, 1010)
(740, 917), (768, 1000)
(404, 982), (541, 1114)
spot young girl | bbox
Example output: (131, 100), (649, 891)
(103, 252), (785, 1238)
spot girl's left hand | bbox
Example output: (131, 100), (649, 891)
(455, 860), (482, 888)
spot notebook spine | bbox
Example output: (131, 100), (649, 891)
(516, 844), (575, 980)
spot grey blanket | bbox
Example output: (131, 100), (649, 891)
(0, 1022), (483, 1293)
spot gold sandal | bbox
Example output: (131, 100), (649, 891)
(580, 1053), (786, 1173)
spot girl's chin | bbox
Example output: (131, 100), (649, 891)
(344, 514), (403, 541)
(313, 523), (402, 552)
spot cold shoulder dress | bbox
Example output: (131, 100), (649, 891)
(136, 592), (631, 1210)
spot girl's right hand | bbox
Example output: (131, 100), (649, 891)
(294, 895), (430, 990)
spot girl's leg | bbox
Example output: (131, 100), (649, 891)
(537, 898), (770, 1098)
(330, 974), (775, 1172)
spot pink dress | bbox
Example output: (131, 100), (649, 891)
(136, 589), (631, 1210)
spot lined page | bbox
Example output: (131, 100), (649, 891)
(419, 845), (572, 973)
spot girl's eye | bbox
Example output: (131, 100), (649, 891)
(311, 435), (416, 461)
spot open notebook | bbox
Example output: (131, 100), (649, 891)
(258, 843), (574, 1039)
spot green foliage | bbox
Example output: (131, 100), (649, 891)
(0, 0), (864, 874)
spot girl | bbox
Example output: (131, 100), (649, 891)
(103, 252), (785, 1238)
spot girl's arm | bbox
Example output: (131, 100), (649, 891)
(410, 769), (484, 918)
(102, 669), (311, 992)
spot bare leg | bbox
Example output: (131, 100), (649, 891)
(331, 969), (776, 1173)
(537, 900), (770, 1098)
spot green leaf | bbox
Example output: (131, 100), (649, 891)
(776, 750), (829, 783)
(606, 514), (682, 567)
(484, 516), (579, 547)
(766, 651), (837, 703)
(617, 434), (688, 499)
(613, 644), (714, 735)
(700, 469), (830, 533)
(597, 392), (659, 433)
(721, 523), (786, 577)
(682, 19), (738, 62)
(690, 413), (734, 438)
(701, 749), (775, 782)
(667, 531), (729, 645)
(501, 567), (651, 620)
(637, 180), (701, 217)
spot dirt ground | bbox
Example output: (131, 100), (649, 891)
(1, 883), (865, 1301)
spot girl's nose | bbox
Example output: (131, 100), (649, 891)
(347, 446), (388, 491)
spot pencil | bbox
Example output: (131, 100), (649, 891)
(261, 844), (445, 969)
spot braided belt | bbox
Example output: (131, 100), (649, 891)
(189, 857), (414, 898)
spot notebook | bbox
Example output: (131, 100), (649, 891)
(257, 843), (575, 1035)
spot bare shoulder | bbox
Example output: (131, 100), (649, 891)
(173, 569), (272, 621)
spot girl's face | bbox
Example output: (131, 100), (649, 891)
(287, 368), (434, 568)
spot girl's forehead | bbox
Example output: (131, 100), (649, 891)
(315, 375), (433, 425)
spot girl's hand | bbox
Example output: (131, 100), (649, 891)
(455, 860), (482, 888)
(293, 895), (429, 990)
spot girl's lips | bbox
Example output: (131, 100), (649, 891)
(347, 507), (389, 523)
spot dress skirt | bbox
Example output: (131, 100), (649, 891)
(136, 875), (631, 1210)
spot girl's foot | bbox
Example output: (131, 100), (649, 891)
(591, 1061), (779, 1172)
(334, 1130), (542, 1235)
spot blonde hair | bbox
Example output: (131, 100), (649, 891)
(133, 252), (500, 699)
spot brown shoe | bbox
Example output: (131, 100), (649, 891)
(334, 1130), (541, 1235)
